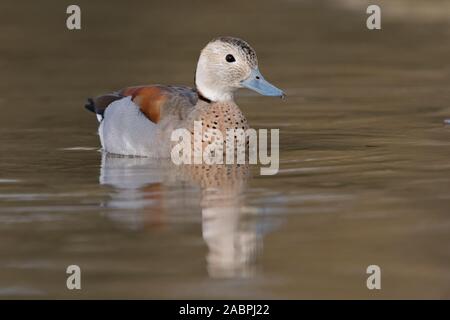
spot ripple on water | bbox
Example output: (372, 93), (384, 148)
(0, 179), (20, 183)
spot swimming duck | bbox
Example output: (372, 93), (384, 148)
(85, 36), (284, 157)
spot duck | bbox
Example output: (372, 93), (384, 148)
(85, 36), (284, 158)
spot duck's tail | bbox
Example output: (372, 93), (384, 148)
(84, 93), (124, 122)
(84, 98), (96, 113)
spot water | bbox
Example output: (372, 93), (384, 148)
(1, 0), (450, 298)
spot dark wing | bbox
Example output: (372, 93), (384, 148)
(85, 91), (124, 116)
(85, 85), (198, 123)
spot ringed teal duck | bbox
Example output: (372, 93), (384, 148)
(85, 36), (284, 157)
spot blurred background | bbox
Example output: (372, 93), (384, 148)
(0, 0), (450, 298)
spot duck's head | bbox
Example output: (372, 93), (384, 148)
(195, 36), (285, 102)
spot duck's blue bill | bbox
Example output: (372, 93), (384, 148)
(241, 68), (285, 98)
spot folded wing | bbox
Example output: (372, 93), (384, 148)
(85, 85), (198, 123)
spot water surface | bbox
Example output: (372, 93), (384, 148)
(1, 0), (450, 298)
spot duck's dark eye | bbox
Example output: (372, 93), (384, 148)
(225, 54), (235, 63)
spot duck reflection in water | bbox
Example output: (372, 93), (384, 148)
(99, 153), (267, 278)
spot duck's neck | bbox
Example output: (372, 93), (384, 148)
(196, 85), (234, 103)
(196, 89), (212, 103)
(195, 59), (235, 103)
